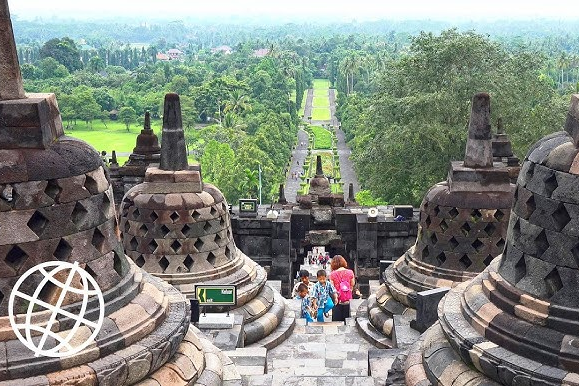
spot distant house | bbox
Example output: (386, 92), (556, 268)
(211, 45), (233, 55)
(253, 48), (270, 58)
(156, 53), (170, 61)
(167, 48), (184, 60)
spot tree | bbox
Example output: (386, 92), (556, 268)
(38, 57), (69, 79)
(340, 29), (567, 206)
(39, 37), (83, 72)
(201, 140), (237, 200)
(119, 107), (137, 132)
(88, 56), (105, 73)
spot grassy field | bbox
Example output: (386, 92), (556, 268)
(311, 108), (331, 121)
(313, 79), (330, 89)
(311, 79), (331, 120)
(65, 119), (196, 165)
(310, 126), (332, 149)
(312, 95), (330, 108)
(65, 120), (156, 154)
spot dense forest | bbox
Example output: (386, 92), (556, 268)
(14, 18), (579, 206)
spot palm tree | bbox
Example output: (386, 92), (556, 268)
(224, 90), (252, 115)
(241, 168), (259, 198)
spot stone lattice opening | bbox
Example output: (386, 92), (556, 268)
(27, 211), (48, 237)
(544, 268), (563, 298)
(84, 175), (99, 195)
(91, 228), (106, 252)
(435, 252), (446, 266)
(433, 205), (440, 216)
(440, 219), (448, 233)
(534, 230), (549, 257)
(210, 207), (217, 217)
(552, 203), (571, 231)
(171, 240), (182, 253)
(422, 246), (430, 258)
(429, 232), (437, 245)
(170, 212), (180, 223)
(194, 239), (204, 251)
(483, 254), (494, 266)
(544, 172), (558, 197)
(514, 255), (526, 283)
(161, 225), (171, 237)
(132, 208), (141, 220)
(138, 224), (148, 237)
(572, 243), (579, 267)
(181, 224), (191, 237)
(425, 215), (431, 228)
(472, 239), (484, 252)
(54, 239), (72, 261)
(150, 211), (159, 222)
(203, 222), (212, 232)
(471, 209), (483, 221)
(496, 238), (506, 251)
(5, 245), (27, 270)
(449, 207), (459, 219)
(130, 237), (139, 251)
(135, 255), (145, 267)
(449, 237), (459, 250)
(192, 210), (201, 220)
(525, 195), (536, 218)
(44, 179), (61, 200)
(459, 255), (472, 269)
(113, 250), (124, 276)
(460, 222), (471, 236)
(158, 256), (170, 271)
(207, 252), (217, 266)
(484, 222), (497, 237)
(184, 255), (194, 271)
(494, 209), (505, 222)
(148, 240), (158, 254)
(71, 202), (88, 226)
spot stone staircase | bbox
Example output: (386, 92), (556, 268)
(227, 296), (400, 386)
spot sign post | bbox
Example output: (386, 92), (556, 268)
(194, 285), (237, 329)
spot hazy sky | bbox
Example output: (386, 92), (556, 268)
(8, 0), (579, 22)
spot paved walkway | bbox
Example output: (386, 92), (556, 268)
(303, 89), (314, 120)
(295, 83), (360, 202)
(284, 130), (309, 203)
(335, 126), (360, 201)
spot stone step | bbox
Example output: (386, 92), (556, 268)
(280, 376), (375, 385)
(369, 279), (381, 294)
(355, 316), (393, 349)
(247, 303), (296, 350)
(194, 337), (242, 386)
(242, 374), (273, 386)
(308, 321), (344, 327)
(392, 314), (421, 349)
(244, 290), (287, 345)
(224, 347), (267, 377)
(368, 348), (405, 386)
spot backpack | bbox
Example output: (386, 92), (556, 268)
(336, 272), (352, 303)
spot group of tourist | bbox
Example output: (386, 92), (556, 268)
(292, 255), (358, 323)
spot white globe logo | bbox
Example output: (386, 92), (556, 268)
(9, 261), (105, 358)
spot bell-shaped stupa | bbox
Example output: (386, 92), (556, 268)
(0, 2), (239, 382)
(119, 93), (291, 346)
(362, 93), (515, 347)
(403, 94), (579, 385)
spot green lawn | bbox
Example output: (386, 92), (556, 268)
(310, 126), (332, 149)
(65, 120), (155, 154)
(313, 79), (330, 90)
(311, 108), (331, 121)
(312, 95), (330, 108)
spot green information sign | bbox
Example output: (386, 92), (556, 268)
(195, 285), (237, 306)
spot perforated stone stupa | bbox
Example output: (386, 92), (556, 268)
(119, 93), (290, 346)
(0, 2), (240, 383)
(401, 94), (579, 385)
(492, 117), (521, 183)
(362, 93), (515, 347)
(109, 111), (161, 204)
